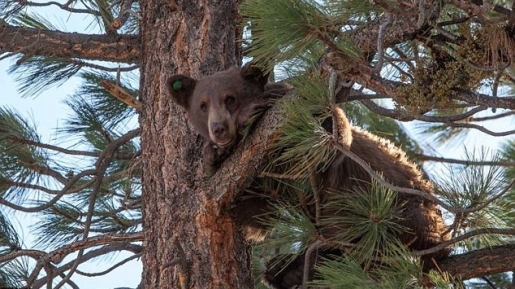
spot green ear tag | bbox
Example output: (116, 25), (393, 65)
(172, 80), (183, 90)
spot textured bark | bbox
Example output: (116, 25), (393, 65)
(139, 1), (250, 289)
(0, 24), (139, 63)
(439, 244), (515, 281)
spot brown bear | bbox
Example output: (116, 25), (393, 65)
(167, 64), (287, 173)
(167, 64), (450, 288)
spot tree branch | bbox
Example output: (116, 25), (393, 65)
(415, 154), (515, 166)
(19, 0), (102, 15)
(32, 243), (142, 289)
(438, 244), (515, 281)
(0, 24), (139, 63)
(0, 233), (142, 265)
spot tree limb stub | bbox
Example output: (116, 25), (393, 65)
(100, 79), (142, 110)
(0, 25), (140, 63)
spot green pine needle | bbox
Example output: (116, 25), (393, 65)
(436, 148), (511, 247)
(242, 0), (375, 70)
(79, 71), (138, 122)
(312, 248), (421, 289)
(426, 270), (464, 289)
(0, 107), (48, 197)
(11, 12), (58, 30)
(257, 201), (318, 252)
(242, 0), (324, 66)
(0, 258), (28, 288)
(312, 256), (381, 289)
(8, 56), (81, 98)
(321, 179), (407, 265)
(59, 72), (139, 151)
(268, 71), (338, 179)
(0, 210), (21, 253)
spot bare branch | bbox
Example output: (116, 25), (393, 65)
(447, 0), (492, 17)
(302, 240), (324, 289)
(19, 0), (101, 15)
(415, 154), (515, 166)
(52, 128), (141, 289)
(454, 88), (515, 110)
(370, 13), (393, 72)
(0, 169), (96, 213)
(0, 234), (142, 266)
(76, 254), (141, 277)
(471, 110), (515, 121)
(0, 129), (140, 213)
(359, 99), (487, 122)
(445, 121), (515, 136)
(414, 228), (515, 257)
(32, 243), (142, 289)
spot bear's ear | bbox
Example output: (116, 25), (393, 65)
(240, 63), (269, 88)
(166, 75), (197, 108)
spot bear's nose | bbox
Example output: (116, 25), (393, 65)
(211, 122), (226, 137)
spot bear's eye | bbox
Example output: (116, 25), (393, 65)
(200, 102), (208, 112)
(225, 95), (235, 106)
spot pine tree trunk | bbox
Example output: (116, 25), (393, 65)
(139, 1), (252, 288)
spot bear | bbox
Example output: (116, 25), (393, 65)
(167, 64), (451, 288)
(167, 64), (287, 174)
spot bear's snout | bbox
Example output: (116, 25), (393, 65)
(211, 122), (227, 137)
(208, 120), (236, 148)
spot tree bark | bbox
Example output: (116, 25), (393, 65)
(439, 244), (515, 281)
(0, 24), (139, 63)
(139, 1), (250, 288)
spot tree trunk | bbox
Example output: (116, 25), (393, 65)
(139, 1), (252, 288)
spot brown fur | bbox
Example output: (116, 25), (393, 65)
(167, 64), (286, 172)
(167, 65), (450, 289)
(257, 109), (450, 289)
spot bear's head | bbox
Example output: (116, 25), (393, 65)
(167, 64), (269, 148)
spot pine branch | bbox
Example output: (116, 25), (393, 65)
(356, 74), (515, 112)
(358, 98), (488, 122)
(346, 1), (441, 57)
(414, 228), (515, 257)
(0, 24), (139, 63)
(75, 253), (140, 277)
(31, 243), (142, 289)
(0, 233), (142, 264)
(438, 244), (515, 282)
(444, 122), (515, 137)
